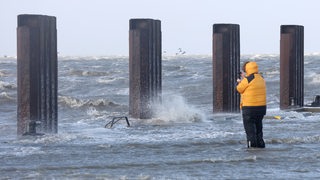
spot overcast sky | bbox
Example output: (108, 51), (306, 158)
(1, 0), (320, 56)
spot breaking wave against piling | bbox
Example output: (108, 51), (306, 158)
(151, 94), (206, 123)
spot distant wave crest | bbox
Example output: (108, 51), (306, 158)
(0, 92), (15, 102)
(58, 95), (121, 109)
(68, 69), (111, 77)
(0, 81), (16, 90)
(58, 55), (128, 61)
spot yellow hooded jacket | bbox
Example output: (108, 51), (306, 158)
(236, 62), (266, 108)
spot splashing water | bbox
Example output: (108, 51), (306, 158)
(152, 93), (206, 123)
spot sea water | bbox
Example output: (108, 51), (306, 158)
(0, 54), (320, 179)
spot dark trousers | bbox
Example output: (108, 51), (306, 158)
(242, 106), (266, 148)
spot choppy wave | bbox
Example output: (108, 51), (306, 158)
(163, 54), (211, 61)
(0, 71), (5, 77)
(58, 55), (128, 61)
(0, 92), (15, 102)
(68, 69), (112, 77)
(0, 81), (16, 90)
(311, 74), (320, 84)
(241, 54), (279, 61)
(58, 95), (122, 109)
(3, 146), (44, 157)
(269, 135), (320, 144)
(12, 133), (87, 145)
(202, 155), (257, 163)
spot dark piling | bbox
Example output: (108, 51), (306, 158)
(129, 19), (162, 119)
(280, 25), (304, 110)
(212, 24), (240, 113)
(17, 14), (58, 135)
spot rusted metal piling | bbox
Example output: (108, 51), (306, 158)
(17, 14), (58, 135)
(212, 24), (240, 113)
(129, 19), (162, 119)
(280, 25), (304, 110)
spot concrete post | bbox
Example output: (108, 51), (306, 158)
(17, 14), (58, 135)
(212, 24), (240, 113)
(129, 19), (162, 119)
(280, 25), (304, 110)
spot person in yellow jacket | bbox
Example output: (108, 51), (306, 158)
(236, 61), (267, 148)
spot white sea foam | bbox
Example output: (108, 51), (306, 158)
(162, 54), (210, 61)
(86, 107), (104, 118)
(0, 71), (5, 77)
(311, 74), (320, 84)
(13, 133), (84, 145)
(97, 77), (127, 85)
(11, 146), (44, 157)
(116, 88), (129, 95)
(241, 54), (279, 60)
(97, 78), (116, 84)
(203, 155), (257, 163)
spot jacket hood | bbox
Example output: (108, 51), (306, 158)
(245, 61), (259, 75)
